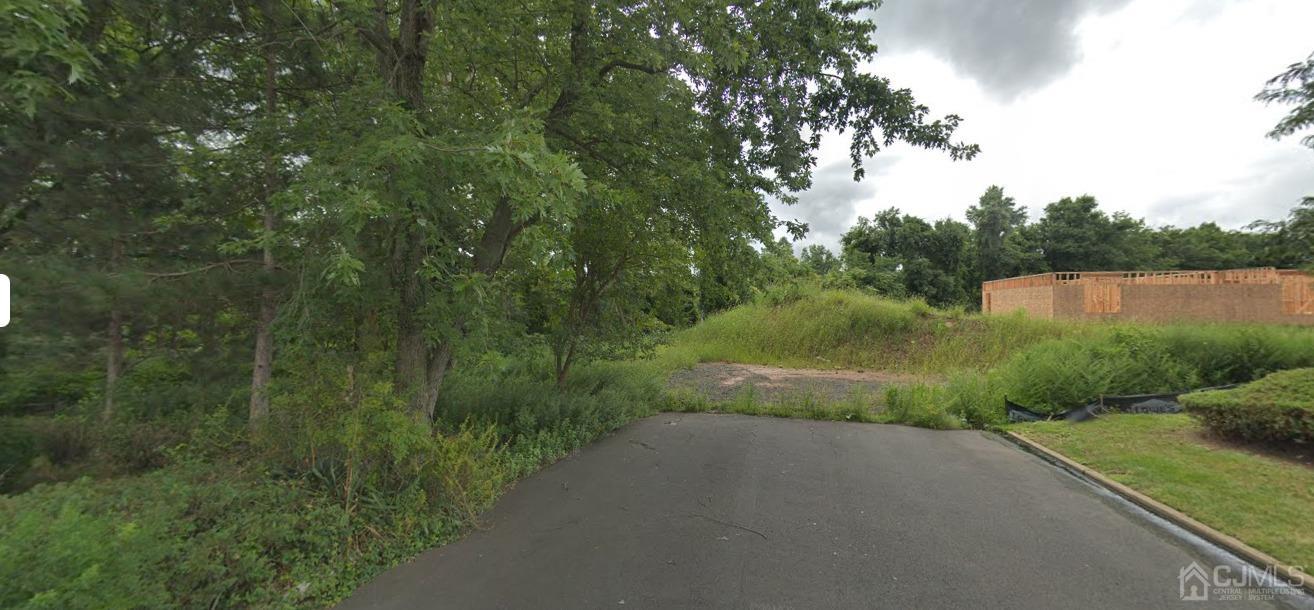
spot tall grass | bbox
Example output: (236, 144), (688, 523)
(661, 288), (1314, 424)
(665, 288), (1079, 372)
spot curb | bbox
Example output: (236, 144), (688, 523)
(1003, 430), (1314, 596)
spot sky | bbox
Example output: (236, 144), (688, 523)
(773, 0), (1314, 253)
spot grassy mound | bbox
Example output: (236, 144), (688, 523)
(1181, 368), (1314, 444)
(665, 288), (1076, 372)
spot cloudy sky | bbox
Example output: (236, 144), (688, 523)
(774, 0), (1314, 253)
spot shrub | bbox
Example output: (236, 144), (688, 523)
(882, 384), (961, 430)
(0, 463), (373, 609)
(942, 371), (1005, 428)
(0, 480), (172, 610)
(1181, 368), (1314, 445)
(0, 365), (99, 416)
(0, 415), (195, 493)
(1158, 325), (1314, 386)
(993, 329), (1200, 414)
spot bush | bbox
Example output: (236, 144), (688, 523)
(1181, 368), (1314, 445)
(882, 384), (961, 430)
(0, 415), (195, 493)
(0, 464), (359, 609)
(0, 480), (172, 610)
(0, 365), (99, 416)
(993, 329), (1200, 414)
(942, 371), (1005, 428)
(1157, 325), (1314, 386)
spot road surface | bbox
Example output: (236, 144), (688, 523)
(339, 414), (1309, 609)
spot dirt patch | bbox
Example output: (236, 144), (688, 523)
(667, 362), (931, 404)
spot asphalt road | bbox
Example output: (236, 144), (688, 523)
(339, 414), (1310, 609)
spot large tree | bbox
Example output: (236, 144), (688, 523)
(310, 0), (978, 422)
(841, 209), (973, 306)
(1034, 196), (1160, 271)
(965, 185), (1027, 281)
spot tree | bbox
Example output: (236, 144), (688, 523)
(800, 244), (840, 275)
(1251, 198), (1314, 268)
(1257, 52), (1314, 148)
(840, 209), (973, 306)
(0, 0), (982, 430)
(310, 0), (979, 421)
(965, 186), (1027, 281)
(0, 0), (95, 119)
(1153, 223), (1266, 270)
(1034, 196), (1160, 271)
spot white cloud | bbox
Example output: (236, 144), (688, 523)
(778, 0), (1314, 253)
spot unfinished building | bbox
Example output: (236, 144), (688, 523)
(981, 267), (1314, 325)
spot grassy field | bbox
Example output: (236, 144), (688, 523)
(1011, 415), (1314, 571)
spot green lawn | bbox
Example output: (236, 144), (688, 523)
(1011, 414), (1314, 570)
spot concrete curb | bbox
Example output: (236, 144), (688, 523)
(1003, 430), (1314, 596)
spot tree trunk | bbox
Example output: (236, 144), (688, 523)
(103, 237), (124, 420)
(248, 203), (276, 425)
(104, 305), (123, 420)
(393, 223), (431, 419)
(249, 25), (279, 427)
(554, 338), (576, 389)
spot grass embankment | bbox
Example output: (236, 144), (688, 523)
(657, 288), (1314, 428)
(662, 289), (1076, 372)
(1011, 415), (1314, 570)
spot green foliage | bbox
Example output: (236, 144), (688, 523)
(0, 463), (364, 609)
(0, 480), (171, 610)
(1257, 52), (1314, 149)
(942, 371), (1005, 428)
(0, 0), (96, 117)
(799, 244), (840, 275)
(0, 415), (194, 493)
(0, 365), (98, 416)
(0, 353), (669, 609)
(1181, 368), (1314, 444)
(1250, 198), (1314, 269)
(668, 287), (1070, 372)
(840, 209), (974, 306)
(965, 185), (1031, 281)
(1155, 325), (1314, 385)
(993, 329), (1200, 414)
(1035, 196), (1161, 271)
(882, 384), (961, 430)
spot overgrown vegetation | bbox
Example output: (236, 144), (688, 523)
(0, 360), (662, 609)
(1181, 368), (1314, 444)
(661, 288), (1314, 425)
(667, 288), (1075, 372)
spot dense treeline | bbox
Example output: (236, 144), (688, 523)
(0, 0), (977, 427)
(760, 189), (1314, 308)
(0, 2), (981, 606)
